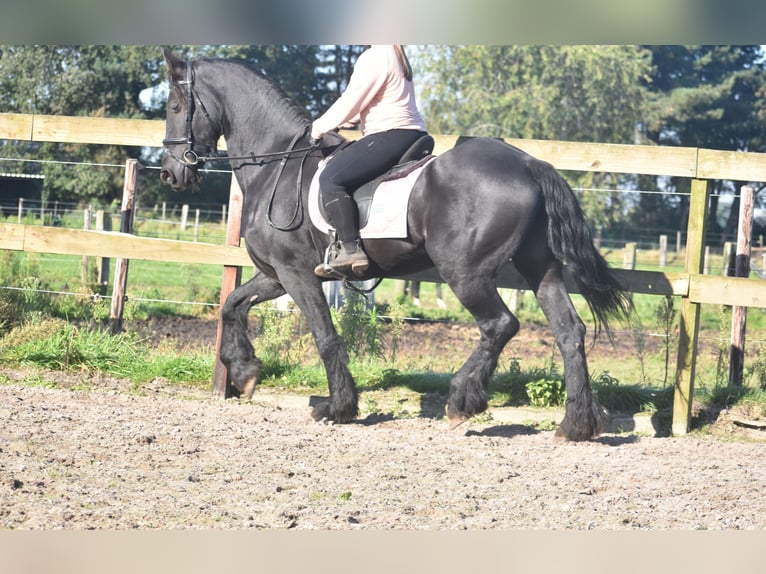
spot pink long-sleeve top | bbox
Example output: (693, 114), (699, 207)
(311, 45), (426, 139)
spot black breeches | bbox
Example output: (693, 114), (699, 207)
(320, 129), (425, 242)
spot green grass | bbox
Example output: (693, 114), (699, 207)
(0, 319), (214, 387)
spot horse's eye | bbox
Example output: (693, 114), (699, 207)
(170, 101), (181, 113)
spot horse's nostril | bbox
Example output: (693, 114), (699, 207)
(159, 170), (174, 184)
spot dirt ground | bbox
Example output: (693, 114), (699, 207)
(1, 318), (765, 530)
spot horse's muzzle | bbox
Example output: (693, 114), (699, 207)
(159, 168), (177, 187)
(160, 151), (202, 190)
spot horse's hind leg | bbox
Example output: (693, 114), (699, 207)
(443, 280), (520, 427)
(516, 258), (605, 441)
(219, 272), (285, 399)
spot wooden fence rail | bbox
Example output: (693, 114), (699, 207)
(3, 112), (766, 434)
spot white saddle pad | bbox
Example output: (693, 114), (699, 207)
(308, 157), (434, 239)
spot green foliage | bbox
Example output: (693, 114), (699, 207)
(524, 358), (565, 408)
(385, 300), (407, 364)
(0, 252), (50, 332)
(250, 305), (310, 370)
(747, 344), (766, 391)
(416, 45), (651, 144)
(526, 377), (565, 408)
(655, 296), (677, 387)
(644, 46), (766, 150)
(0, 319), (124, 373)
(642, 45), (766, 240)
(0, 319), (212, 384)
(592, 371), (673, 413)
(715, 306), (732, 386)
(628, 312), (648, 385)
(332, 288), (383, 359)
(702, 384), (766, 418)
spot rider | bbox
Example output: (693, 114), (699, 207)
(311, 45), (428, 278)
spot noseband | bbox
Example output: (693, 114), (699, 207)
(162, 59), (212, 168)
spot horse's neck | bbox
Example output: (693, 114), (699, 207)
(217, 70), (309, 161)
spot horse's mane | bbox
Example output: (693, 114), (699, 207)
(200, 57), (312, 128)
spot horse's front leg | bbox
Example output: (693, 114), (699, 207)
(277, 270), (358, 423)
(219, 271), (286, 399)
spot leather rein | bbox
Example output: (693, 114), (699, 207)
(161, 59), (318, 231)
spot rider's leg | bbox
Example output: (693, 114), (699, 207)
(315, 129), (425, 277)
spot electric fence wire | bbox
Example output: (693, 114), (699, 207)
(1, 284), (763, 348)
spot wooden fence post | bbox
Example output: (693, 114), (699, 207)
(659, 234), (667, 268)
(95, 210), (111, 292)
(81, 205), (91, 287)
(673, 178), (710, 436)
(729, 185), (754, 386)
(212, 176), (244, 398)
(723, 242), (735, 276)
(623, 242), (637, 270)
(17, 197), (23, 223)
(109, 159), (139, 334)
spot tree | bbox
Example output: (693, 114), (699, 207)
(0, 46), (166, 205)
(640, 45), (766, 243)
(415, 45), (651, 143)
(0, 45), (365, 207)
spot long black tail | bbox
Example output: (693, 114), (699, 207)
(528, 157), (632, 337)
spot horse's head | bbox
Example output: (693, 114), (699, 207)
(159, 48), (219, 191)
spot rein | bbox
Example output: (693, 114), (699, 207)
(265, 126), (310, 231)
(162, 59), (318, 166)
(162, 59), (321, 232)
(163, 58), (385, 293)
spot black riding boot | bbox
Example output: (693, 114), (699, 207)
(332, 239), (369, 275)
(315, 193), (369, 277)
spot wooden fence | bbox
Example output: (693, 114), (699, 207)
(2, 112), (766, 435)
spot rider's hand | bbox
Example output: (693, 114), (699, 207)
(310, 123), (323, 146)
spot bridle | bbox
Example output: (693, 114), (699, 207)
(162, 59), (317, 168)
(161, 58), (320, 232)
(161, 59), (214, 167)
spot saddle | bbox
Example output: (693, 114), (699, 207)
(318, 134), (435, 228)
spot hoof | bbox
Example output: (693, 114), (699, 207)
(240, 376), (258, 401)
(228, 359), (263, 400)
(310, 399), (357, 424)
(448, 414), (469, 429)
(311, 402), (331, 422)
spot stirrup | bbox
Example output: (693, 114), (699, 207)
(315, 237), (347, 280)
(314, 238), (368, 279)
(314, 262), (348, 280)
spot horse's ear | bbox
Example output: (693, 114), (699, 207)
(162, 47), (186, 83)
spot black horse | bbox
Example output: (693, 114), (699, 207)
(159, 48), (631, 441)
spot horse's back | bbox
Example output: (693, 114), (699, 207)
(412, 136), (544, 219)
